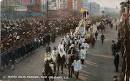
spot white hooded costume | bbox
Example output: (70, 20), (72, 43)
(79, 49), (87, 60)
(51, 49), (58, 62)
(58, 43), (66, 57)
(72, 60), (82, 72)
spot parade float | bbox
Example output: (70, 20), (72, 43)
(74, 16), (97, 44)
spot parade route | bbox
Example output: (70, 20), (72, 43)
(85, 27), (118, 81)
(1, 26), (118, 81)
(1, 0), (129, 81)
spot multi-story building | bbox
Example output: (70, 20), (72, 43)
(81, 0), (88, 9)
(1, 0), (22, 19)
(77, 0), (81, 11)
(32, 0), (41, 12)
(67, 0), (81, 11)
(41, 0), (81, 11)
(72, 0), (78, 11)
(67, 0), (73, 11)
(21, 0), (30, 6)
(47, 0), (67, 10)
(1, 0), (20, 7)
(119, 1), (130, 81)
(48, 0), (57, 10)
(1, 0), (44, 18)
(1, 0), (82, 18)
(83, 2), (100, 16)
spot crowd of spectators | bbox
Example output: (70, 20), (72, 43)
(0, 15), (81, 70)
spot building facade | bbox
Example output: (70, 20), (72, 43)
(83, 2), (100, 16)
(67, 0), (81, 11)
(119, 1), (130, 81)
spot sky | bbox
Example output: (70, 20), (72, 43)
(88, 0), (125, 9)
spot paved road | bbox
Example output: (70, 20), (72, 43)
(85, 27), (118, 81)
(1, 27), (118, 81)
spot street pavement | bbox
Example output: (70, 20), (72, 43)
(1, 27), (118, 81)
(84, 27), (118, 81)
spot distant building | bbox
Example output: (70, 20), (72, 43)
(57, 0), (67, 10)
(1, 0), (44, 18)
(81, 0), (88, 9)
(83, 2), (100, 16)
(67, 0), (72, 11)
(67, 0), (81, 11)
(32, 0), (41, 12)
(103, 7), (118, 13)
(21, 0), (31, 6)
(72, 0), (78, 11)
(101, 7), (120, 17)
(1, 0), (20, 7)
(47, 0), (57, 10)
(77, 0), (81, 11)
(45, 0), (67, 10)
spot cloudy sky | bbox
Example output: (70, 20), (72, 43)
(88, 0), (125, 9)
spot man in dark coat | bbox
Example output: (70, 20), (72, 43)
(111, 40), (117, 56)
(51, 33), (56, 43)
(101, 33), (105, 44)
(46, 45), (51, 53)
(46, 34), (51, 45)
(114, 53), (119, 72)
(95, 31), (98, 40)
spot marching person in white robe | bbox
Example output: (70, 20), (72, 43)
(44, 52), (51, 62)
(81, 41), (89, 51)
(72, 56), (82, 79)
(51, 47), (58, 62)
(79, 36), (85, 44)
(79, 47), (87, 64)
(58, 41), (66, 57)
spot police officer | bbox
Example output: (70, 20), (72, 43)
(112, 40), (117, 56)
(101, 33), (105, 44)
(95, 31), (98, 40)
(114, 53), (119, 72)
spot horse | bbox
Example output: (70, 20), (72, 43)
(97, 23), (106, 32)
(43, 59), (55, 81)
(67, 47), (78, 78)
(67, 54), (75, 78)
(90, 36), (96, 48)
